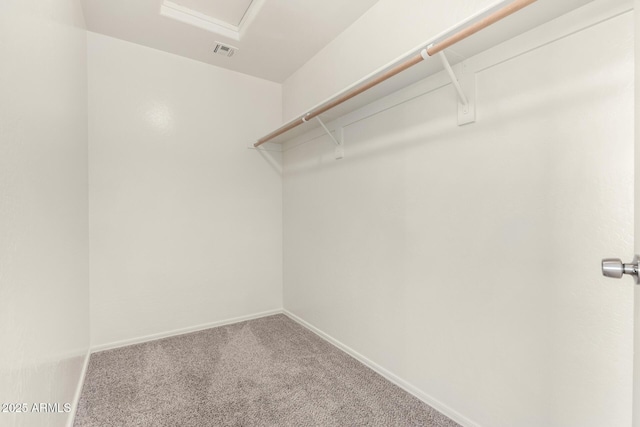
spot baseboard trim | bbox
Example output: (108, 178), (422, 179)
(283, 309), (480, 427)
(67, 348), (91, 427)
(91, 308), (283, 353)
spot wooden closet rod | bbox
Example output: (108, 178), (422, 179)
(254, 0), (536, 147)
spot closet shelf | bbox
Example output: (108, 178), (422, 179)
(253, 0), (592, 147)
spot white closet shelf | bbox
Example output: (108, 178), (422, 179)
(253, 0), (593, 148)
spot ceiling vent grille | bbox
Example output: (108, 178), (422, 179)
(213, 42), (237, 57)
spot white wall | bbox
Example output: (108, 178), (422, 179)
(88, 33), (283, 348)
(635, 1), (640, 425)
(282, 0), (496, 120)
(283, 2), (634, 427)
(0, 1), (89, 426)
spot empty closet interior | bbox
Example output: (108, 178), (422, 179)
(1, 0), (635, 426)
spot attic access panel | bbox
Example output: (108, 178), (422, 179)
(160, 0), (262, 40)
(170, 0), (254, 26)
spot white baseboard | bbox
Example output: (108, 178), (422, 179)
(283, 309), (480, 427)
(67, 348), (91, 427)
(91, 308), (283, 353)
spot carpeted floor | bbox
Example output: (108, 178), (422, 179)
(74, 314), (460, 426)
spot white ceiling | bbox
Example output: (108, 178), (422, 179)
(81, 0), (380, 83)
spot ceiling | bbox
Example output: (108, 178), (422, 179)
(81, 0), (380, 83)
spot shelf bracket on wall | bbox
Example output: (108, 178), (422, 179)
(434, 49), (476, 126)
(316, 116), (344, 160)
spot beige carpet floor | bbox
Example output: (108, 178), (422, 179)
(74, 314), (460, 426)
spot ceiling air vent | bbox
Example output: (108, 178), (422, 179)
(213, 42), (238, 57)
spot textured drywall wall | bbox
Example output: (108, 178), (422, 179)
(634, 1), (640, 424)
(88, 33), (283, 348)
(283, 3), (634, 426)
(0, 1), (89, 426)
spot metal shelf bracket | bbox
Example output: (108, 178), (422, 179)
(316, 117), (344, 160)
(434, 49), (476, 125)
